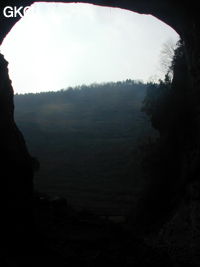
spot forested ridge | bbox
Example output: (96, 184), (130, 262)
(14, 80), (157, 214)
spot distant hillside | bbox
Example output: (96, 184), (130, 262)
(14, 80), (157, 215)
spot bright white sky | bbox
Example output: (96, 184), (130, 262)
(0, 2), (179, 94)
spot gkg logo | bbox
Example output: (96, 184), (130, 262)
(3, 6), (30, 18)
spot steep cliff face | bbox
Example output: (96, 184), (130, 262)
(0, 0), (200, 236)
(0, 54), (34, 258)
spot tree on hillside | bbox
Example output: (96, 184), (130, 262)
(142, 39), (189, 135)
(159, 39), (177, 80)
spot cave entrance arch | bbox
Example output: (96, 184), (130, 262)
(1, 2), (179, 94)
(0, 1), (183, 44)
(1, 0), (200, 239)
(1, 1), (197, 81)
(2, 2), (178, 216)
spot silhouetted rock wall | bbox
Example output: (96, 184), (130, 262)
(0, 54), (34, 259)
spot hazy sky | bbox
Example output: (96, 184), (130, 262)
(0, 2), (179, 94)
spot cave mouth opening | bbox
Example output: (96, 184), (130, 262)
(1, 2), (179, 94)
(1, 2), (179, 215)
